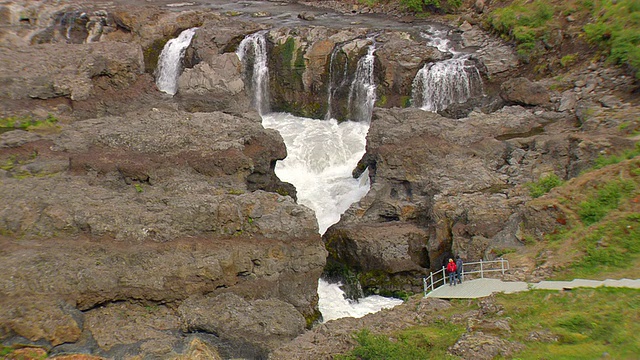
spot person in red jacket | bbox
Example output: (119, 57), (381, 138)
(446, 258), (457, 286)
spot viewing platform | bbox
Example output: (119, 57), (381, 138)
(423, 259), (640, 299)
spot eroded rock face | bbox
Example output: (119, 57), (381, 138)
(0, 107), (324, 357)
(326, 99), (636, 295)
(0, 41), (144, 102)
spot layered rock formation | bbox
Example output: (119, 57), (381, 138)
(1, 0), (638, 358)
(0, 1), (324, 358)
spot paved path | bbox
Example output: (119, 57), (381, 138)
(426, 278), (640, 299)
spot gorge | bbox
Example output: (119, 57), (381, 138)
(0, 0), (638, 359)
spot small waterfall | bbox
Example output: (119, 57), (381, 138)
(155, 28), (198, 95)
(411, 27), (483, 113)
(237, 31), (270, 115)
(347, 42), (377, 122)
(318, 279), (402, 322)
(412, 57), (482, 112)
(325, 45), (350, 120)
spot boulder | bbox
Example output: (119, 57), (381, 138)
(449, 332), (524, 360)
(179, 293), (306, 357)
(500, 77), (551, 107)
(176, 53), (250, 114)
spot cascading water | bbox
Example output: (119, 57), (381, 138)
(347, 42), (377, 122)
(237, 33), (401, 321)
(155, 28), (198, 95)
(237, 31), (270, 115)
(325, 45), (350, 120)
(411, 26), (483, 112)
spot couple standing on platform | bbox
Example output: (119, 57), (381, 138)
(446, 256), (463, 286)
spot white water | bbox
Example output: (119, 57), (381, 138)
(237, 33), (401, 321)
(155, 28), (198, 95)
(412, 26), (483, 112)
(317, 279), (403, 322)
(347, 42), (377, 122)
(262, 113), (370, 234)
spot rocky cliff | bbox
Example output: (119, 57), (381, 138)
(0, 0), (638, 359)
(0, 1), (325, 358)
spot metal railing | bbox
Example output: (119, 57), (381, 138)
(422, 258), (510, 297)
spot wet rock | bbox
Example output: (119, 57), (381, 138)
(298, 11), (316, 21)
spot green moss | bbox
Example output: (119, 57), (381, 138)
(144, 38), (170, 74)
(305, 309), (322, 329)
(275, 187), (289, 197)
(400, 95), (412, 108)
(0, 114), (58, 131)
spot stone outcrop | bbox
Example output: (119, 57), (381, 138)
(326, 95), (636, 295)
(0, 107), (324, 357)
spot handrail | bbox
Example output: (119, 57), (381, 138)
(422, 258), (509, 297)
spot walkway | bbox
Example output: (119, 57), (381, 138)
(426, 277), (640, 299)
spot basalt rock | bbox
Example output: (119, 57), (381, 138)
(0, 108), (324, 357)
(326, 102), (635, 295)
(254, 26), (449, 121)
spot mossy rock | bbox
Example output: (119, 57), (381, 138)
(144, 38), (170, 74)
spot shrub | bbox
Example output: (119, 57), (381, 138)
(400, 0), (441, 12)
(527, 173), (564, 198)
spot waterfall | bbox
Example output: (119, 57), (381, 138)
(317, 279), (403, 322)
(238, 31), (399, 322)
(411, 27), (483, 112)
(237, 31), (270, 115)
(155, 28), (198, 96)
(347, 43), (377, 122)
(261, 113), (370, 234)
(325, 45), (350, 120)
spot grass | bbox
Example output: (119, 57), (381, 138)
(487, 0), (556, 58)
(485, 0), (640, 78)
(592, 142), (640, 170)
(577, 179), (636, 225)
(560, 213), (640, 279)
(583, 0), (640, 79)
(496, 288), (640, 359)
(523, 152), (640, 280)
(337, 322), (465, 359)
(339, 288), (640, 359)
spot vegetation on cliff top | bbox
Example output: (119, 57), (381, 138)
(487, 0), (640, 78)
(364, 0), (640, 78)
(525, 146), (640, 281)
(340, 287), (640, 359)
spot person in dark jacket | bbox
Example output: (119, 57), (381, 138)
(446, 258), (457, 286)
(455, 255), (463, 284)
